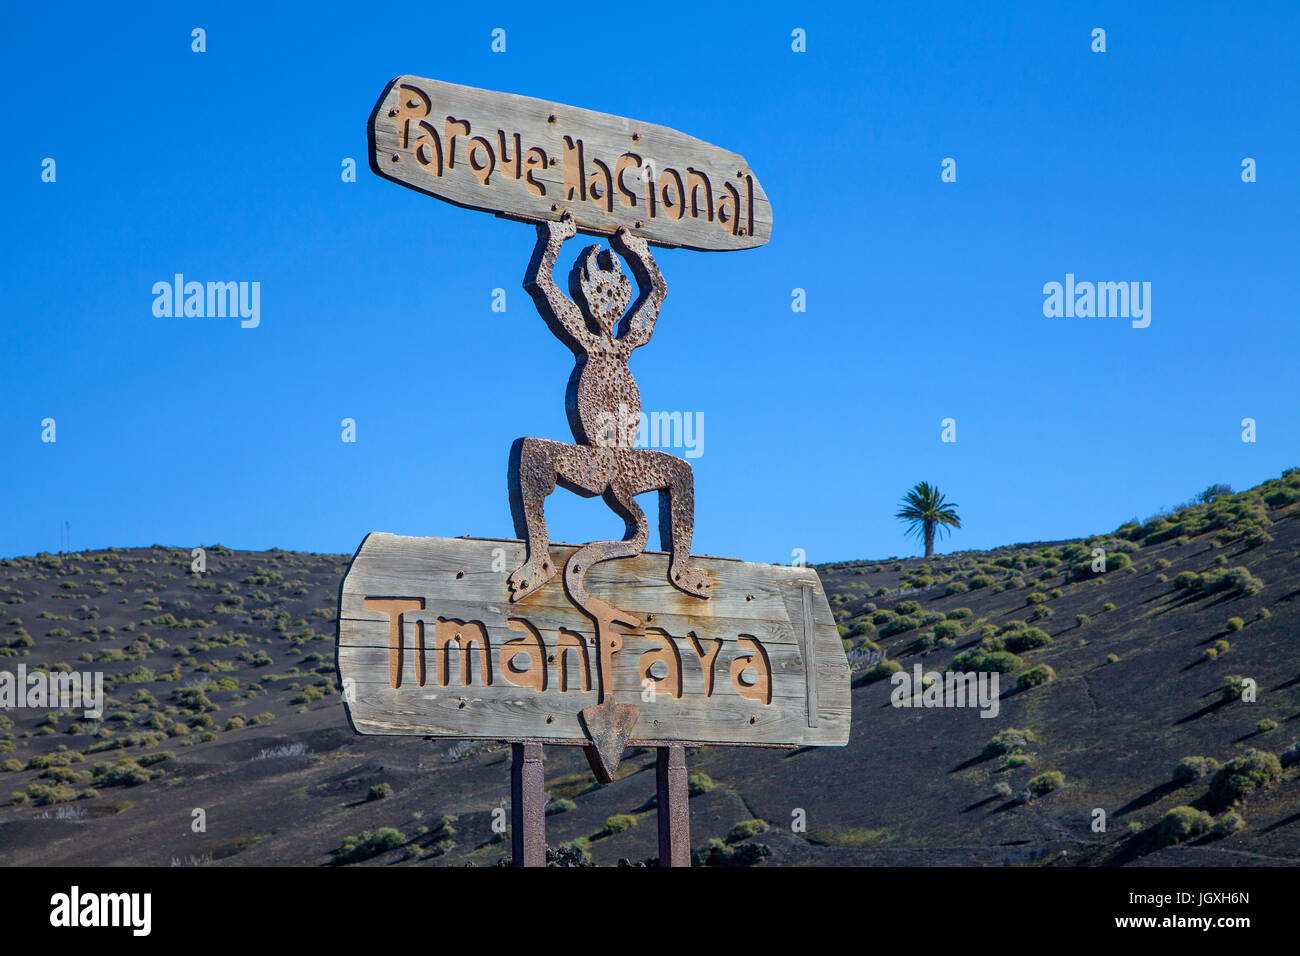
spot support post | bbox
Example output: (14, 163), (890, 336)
(511, 742), (546, 867)
(656, 743), (690, 867)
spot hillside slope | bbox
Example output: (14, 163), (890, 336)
(1, 471), (1298, 866)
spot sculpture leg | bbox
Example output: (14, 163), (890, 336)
(507, 437), (562, 599)
(623, 450), (713, 599)
(508, 439), (615, 601)
(562, 485), (649, 628)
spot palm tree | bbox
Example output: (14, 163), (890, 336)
(895, 482), (961, 558)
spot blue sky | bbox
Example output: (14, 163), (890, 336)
(1, 1), (1296, 564)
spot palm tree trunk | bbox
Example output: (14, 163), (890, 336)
(924, 522), (934, 558)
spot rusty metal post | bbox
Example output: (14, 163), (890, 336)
(511, 742), (546, 867)
(656, 743), (690, 866)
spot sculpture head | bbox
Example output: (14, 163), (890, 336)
(571, 245), (632, 334)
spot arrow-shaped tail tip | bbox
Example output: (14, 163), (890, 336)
(580, 700), (640, 784)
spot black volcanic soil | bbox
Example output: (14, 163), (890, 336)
(1, 473), (1298, 866)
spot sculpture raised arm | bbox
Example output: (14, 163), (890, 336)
(610, 227), (666, 356)
(523, 212), (591, 352)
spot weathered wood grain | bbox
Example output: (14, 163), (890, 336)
(799, 584), (819, 728)
(368, 76), (772, 251)
(336, 533), (849, 746)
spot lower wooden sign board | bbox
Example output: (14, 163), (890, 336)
(336, 533), (850, 748)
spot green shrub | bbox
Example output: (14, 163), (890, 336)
(857, 659), (902, 684)
(1186, 567), (1265, 596)
(969, 574), (992, 589)
(1226, 567), (1265, 594)
(1207, 751), (1282, 809)
(1025, 592), (1047, 605)
(982, 728), (1035, 758)
(176, 687), (214, 711)
(27, 782), (78, 805)
(725, 819), (769, 843)
(1173, 756), (1218, 783)
(687, 772), (714, 796)
(946, 608), (973, 620)
(367, 783), (392, 801)
(1211, 812), (1246, 837)
(1026, 771), (1064, 797)
(546, 797), (576, 815)
(1221, 675), (1250, 703)
(601, 814), (637, 836)
(1005, 627), (1052, 653)
(1264, 487), (1299, 507)
(1016, 665), (1055, 690)
(880, 616), (919, 636)
(429, 814), (457, 841)
(896, 600), (921, 616)
(933, 621), (962, 640)
(1106, 552), (1133, 572)
(94, 759), (158, 787)
(1075, 614), (1090, 627)
(980, 633), (1007, 652)
(1102, 602), (1115, 612)
(951, 649), (1023, 673)
(691, 836), (772, 867)
(1226, 617), (1244, 632)
(1255, 718), (1278, 734)
(335, 828), (406, 863)
(1157, 806), (1212, 845)
(844, 618), (876, 640)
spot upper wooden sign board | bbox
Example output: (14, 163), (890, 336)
(368, 76), (772, 251)
(336, 534), (848, 747)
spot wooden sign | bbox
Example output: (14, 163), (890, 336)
(336, 534), (848, 747)
(368, 76), (772, 251)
